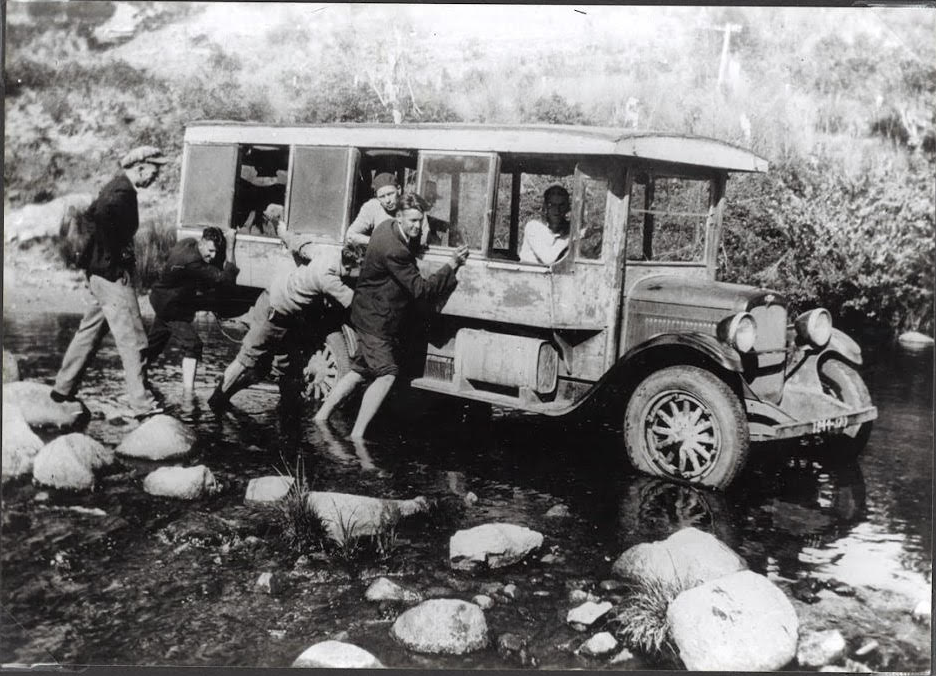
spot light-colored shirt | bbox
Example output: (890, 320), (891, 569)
(345, 197), (429, 246)
(345, 198), (394, 246)
(267, 231), (353, 315)
(518, 219), (570, 265)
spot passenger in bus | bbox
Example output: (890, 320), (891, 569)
(142, 226), (239, 397)
(314, 193), (469, 439)
(207, 232), (365, 410)
(345, 172), (401, 246)
(519, 185), (571, 265)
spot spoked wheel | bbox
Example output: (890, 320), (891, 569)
(302, 331), (351, 402)
(624, 365), (749, 490)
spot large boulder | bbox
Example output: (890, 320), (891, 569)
(667, 570), (798, 671)
(449, 523), (544, 571)
(612, 527), (747, 589)
(143, 465), (219, 500)
(245, 476), (295, 504)
(3, 381), (85, 428)
(32, 433), (114, 491)
(4, 193), (93, 245)
(116, 415), (195, 460)
(2, 350), (21, 382)
(305, 492), (428, 541)
(391, 599), (488, 655)
(291, 640), (383, 668)
(2, 405), (43, 480)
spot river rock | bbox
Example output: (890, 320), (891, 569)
(612, 527), (747, 589)
(449, 522), (544, 571)
(3, 381), (85, 428)
(255, 572), (284, 595)
(545, 504), (570, 518)
(797, 629), (846, 667)
(391, 599), (488, 654)
(116, 415), (195, 460)
(578, 631), (618, 657)
(291, 640), (383, 668)
(667, 570), (798, 671)
(364, 577), (423, 604)
(143, 465), (219, 500)
(305, 491), (428, 541)
(472, 594), (494, 610)
(912, 598), (931, 624)
(3, 350), (21, 382)
(245, 476), (295, 504)
(32, 433), (113, 490)
(2, 405), (43, 480)
(567, 601), (612, 628)
(898, 331), (934, 348)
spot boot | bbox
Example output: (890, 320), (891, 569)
(208, 360), (254, 410)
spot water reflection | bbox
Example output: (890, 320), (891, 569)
(2, 312), (931, 667)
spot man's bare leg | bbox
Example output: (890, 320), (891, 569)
(314, 371), (364, 423)
(350, 374), (395, 440)
(182, 357), (198, 395)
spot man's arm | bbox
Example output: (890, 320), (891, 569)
(320, 265), (354, 309)
(345, 201), (375, 246)
(276, 221), (316, 260)
(384, 244), (467, 301)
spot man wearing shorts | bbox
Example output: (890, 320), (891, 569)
(315, 193), (469, 439)
(207, 225), (364, 409)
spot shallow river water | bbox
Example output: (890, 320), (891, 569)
(1, 312), (932, 670)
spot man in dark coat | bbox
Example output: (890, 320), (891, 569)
(315, 192), (469, 439)
(50, 145), (168, 419)
(143, 226), (239, 395)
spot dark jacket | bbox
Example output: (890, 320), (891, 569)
(149, 238), (239, 321)
(351, 219), (457, 339)
(85, 172), (139, 281)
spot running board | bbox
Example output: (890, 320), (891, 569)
(409, 377), (573, 416)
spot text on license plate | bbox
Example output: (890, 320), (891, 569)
(813, 416), (848, 433)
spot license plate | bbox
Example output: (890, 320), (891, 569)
(812, 416), (848, 433)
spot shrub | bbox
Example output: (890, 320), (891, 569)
(522, 93), (591, 125)
(132, 208), (178, 291)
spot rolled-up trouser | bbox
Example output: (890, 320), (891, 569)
(53, 274), (156, 415)
(234, 291), (294, 376)
(143, 315), (203, 362)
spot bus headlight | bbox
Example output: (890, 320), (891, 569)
(795, 308), (833, 348)
(719, 312), (757, 353)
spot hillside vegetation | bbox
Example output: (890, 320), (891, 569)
(4, 2), (934, 334)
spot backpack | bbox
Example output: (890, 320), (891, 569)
(63, 205), (96, 270)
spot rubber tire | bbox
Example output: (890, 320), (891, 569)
(624, 365), (750, 490)
(303, 331), (351, 401)
(819, 359), (873, 459)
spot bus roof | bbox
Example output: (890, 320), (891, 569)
(184, 122), (769, 173)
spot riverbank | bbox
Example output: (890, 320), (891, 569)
(3, 241), (155, 317)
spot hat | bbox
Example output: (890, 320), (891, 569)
(120, 146), (169, 169)
(371, 172), (398, 192)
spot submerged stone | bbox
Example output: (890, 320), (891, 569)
(391, 599), (488, 654)
(32, 433), (113, 490)
(116, 415), (196, 460)
(291, 640), (383, 668)
(245, 476), (295, 504)
(305, 491), (428, 541)
(3, 381), (85, 428)
(797, 629), (847, 668)
(612, 527), (746, 589)
(566, 601), (612, 628)
(578, 631), (618, 657)
(2, 404), (43, 480)
(143, 465), (219, 500)
(364, 577), (423, 604)
(449, 522), (544, 571)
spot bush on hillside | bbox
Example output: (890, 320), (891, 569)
(722, 149), (935, 335)
(522, 93), (592, 126)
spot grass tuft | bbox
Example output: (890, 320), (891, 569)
(273, 455), (329, 557)
(610, 576), (685, 663)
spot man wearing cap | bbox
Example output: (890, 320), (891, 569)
(345, 172), (402, 247)
(315, 192), (469, 439)
(50, 145), (168, 420)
